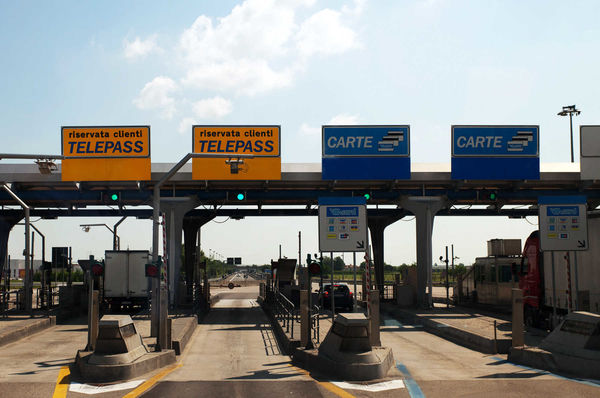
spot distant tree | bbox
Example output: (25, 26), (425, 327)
(332, 256), (345, 271)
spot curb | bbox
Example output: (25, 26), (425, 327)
(172, 315), (198, 355)
(509, 346), (600, 379)
(382, 305), (511, 354)
(76, 349), (176, 383)
(0, 316), (56, 348)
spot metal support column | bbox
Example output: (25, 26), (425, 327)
(368, 213), (405, 299)
(400, 196), (446, 309)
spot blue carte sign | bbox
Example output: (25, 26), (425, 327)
(451, 125), (540, 180)
(322, 125), (410, 180)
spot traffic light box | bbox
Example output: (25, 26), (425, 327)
(145, 257), (162, 278)
(306, 253), (322, 275)
(103, 191), (121, 205)
(91, 258), (104, 276)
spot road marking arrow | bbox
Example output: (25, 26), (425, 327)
(356, 240), (365, 249)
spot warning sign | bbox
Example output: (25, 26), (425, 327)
(61, 126), (151, 181)
(191, 125), (281, 180)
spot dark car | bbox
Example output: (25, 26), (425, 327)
(321, 283), (354, 312)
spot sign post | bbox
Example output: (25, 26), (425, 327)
(318, 197), (367, 318)
(538, 195), (588, 327)
(318, 197), (367, 253)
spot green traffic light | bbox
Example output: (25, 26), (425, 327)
(489, 193), (497, 200)
(364, 193), (371, 200)
(237, 193), (245, 200)
(111, 193), (119, 201)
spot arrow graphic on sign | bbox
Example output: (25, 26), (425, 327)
(578, 240), (587, 248)
(356, 241), (365, 249)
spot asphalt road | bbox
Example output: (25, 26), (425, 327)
(1, 285), (599, 397)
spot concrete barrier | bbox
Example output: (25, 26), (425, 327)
(0, 316), (56, 348)
(381, 304), (511, 354)
(171, 315), (198, 355)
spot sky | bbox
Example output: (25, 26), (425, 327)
(1, 0), (600, 267)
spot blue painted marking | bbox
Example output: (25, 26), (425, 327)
(384, 319), (403, 327)
(490, 356), (600, 388)
(395, 362), (425, 398)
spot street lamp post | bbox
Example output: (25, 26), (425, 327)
(80, 220), (125, 251)
(557, 105), (581, 163)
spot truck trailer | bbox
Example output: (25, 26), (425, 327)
(103, 250), (150, 311)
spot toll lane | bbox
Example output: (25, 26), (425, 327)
(380, 316), (600, 397)
(142, 287), (341, 397)
(0, 318), (87, 398)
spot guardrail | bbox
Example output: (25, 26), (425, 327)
(273, 289), (297, 339)
(311, 305), (321, 343)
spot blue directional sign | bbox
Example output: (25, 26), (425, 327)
(451, 125), (540, 180)
(322, 125), (410, 180)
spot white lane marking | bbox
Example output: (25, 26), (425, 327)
(331, 380), (405, 392)
(69, 380), (145, 394)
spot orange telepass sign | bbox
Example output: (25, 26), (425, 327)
(192, 125), (281, 180)
(62, 126), (150, 158)
(61, 125), (151, 181)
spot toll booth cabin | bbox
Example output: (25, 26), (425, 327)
(459, 239), (521, 308)
(271, 258), (297, 301)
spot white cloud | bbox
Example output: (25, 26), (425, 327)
(132, 76), (178, 119)
(183, 60), (295, 96)
(300, 113), (360, 135)
(133, 0), (364, 118)
(328, 113), (360, 125)
(343, 0), (367, 16)
(178, 0), (361, 96)
(178, 117), (197, 135)
(299, 123), (320, 136)
(124, 35), (161, 59)
(295, 9), (359, 57)
(192, 97), (233, 119)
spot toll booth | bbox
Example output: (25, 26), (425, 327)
(271, 258), (297, 301)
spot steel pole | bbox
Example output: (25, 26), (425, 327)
(569, 112), (574, 163)
(330, 252), (334, 318)
(551, 251), (557, 328)
(113, 216), (127, 250)
(2, 185), (31, 314)
(353, 252), (357, 311)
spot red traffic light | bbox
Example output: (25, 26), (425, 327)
(145, 263), (159, 278)
(92, 263), (103, 276)
(308, 262), (321, 275)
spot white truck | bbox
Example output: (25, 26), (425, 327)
(103, 250), (150, 310)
